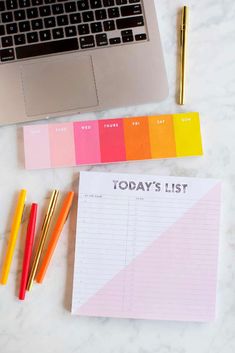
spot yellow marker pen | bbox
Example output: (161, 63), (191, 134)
(0, 189), (27, 285)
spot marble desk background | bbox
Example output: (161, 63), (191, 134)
(0, 0), (235, 352)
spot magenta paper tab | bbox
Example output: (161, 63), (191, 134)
(74, 121), (100, 165)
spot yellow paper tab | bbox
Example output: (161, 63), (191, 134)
(173, 112), (203, 157)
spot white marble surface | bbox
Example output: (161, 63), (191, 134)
(0, 0), (235, 352)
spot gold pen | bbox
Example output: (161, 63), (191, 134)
(179, 6), (189, 105)
(26, 190), (59, 291)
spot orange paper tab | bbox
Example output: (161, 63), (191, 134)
(124, 116), (151, 161)
(148, 115), (176, 158)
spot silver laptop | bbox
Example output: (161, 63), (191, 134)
(0, 0), (168, 125)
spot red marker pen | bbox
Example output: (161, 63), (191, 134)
(19, 203), (37, 300)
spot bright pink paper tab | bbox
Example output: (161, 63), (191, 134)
(99, 119), (126, 163)
(49, 123), (76, 167)
(23, 125), (51, 169)
(74, 121), (100, 165)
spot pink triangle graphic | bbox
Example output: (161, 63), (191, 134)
(76, 183), (221, 322)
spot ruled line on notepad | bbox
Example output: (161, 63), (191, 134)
(72, 173), (221, 321)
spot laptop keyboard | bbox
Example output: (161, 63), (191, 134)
(0, 0), (147, 63)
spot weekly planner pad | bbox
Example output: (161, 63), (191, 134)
(72, 172), (221, 322)
(23, 112), (203, 169)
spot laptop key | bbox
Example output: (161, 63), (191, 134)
(57, 15), (69, 26)
(14, 10), (26, 21)
(44, 0), (56, 3)
(1, 36), (13, 47)
(44, 17), (56, 28)
(32, 0), (43, 5)
(77, 1), (89, 11)
(19, 21), (30, 32)
(120, 4), (142, 16)
(0, 1), (5, 12)
(52, 28), (64, 39)
(121, 29), (132, 36)
(14, 33), (26, 45)
(39, 29), (51, 41)
(121, 29), (133, 42)
(103, 0), (115, 6)
(65, 26), (77, 37)
(90, 0), (102, 9)
(80, 35), (95, 49)
(135, 33), (146, 41)
(2, 12), (14, 23)
(39, 6), (52, 17)
(109, 37), (121, 44)
(95, 9), (107, 20)
(91, 22), (102, 33)
(27, 32), (39, 43)
(27, 8), (39, 19)
(70, 13), (81, 24)
(116, 15), (144, 29)
(65, 2), (77, 13)
(6, 1), (18, 10)
(16, 38), (79, 59)
(0, 25), (5, 36)
(32, 19), (43, 30)
(103, 20), (115, 31)
(6, 23), (18, 34)
(108, 7), (120, 18)
(96, 33), (108, 46)
(116, 0), (127, 4)
(0, 48), (15, 62)
(19, 0), (30, 7)
(77, 23), (89, 35)
(82, 11), (94, 22)
(52, 4), (64, 15)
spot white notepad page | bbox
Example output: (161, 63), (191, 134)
(72, 172), (221, 322)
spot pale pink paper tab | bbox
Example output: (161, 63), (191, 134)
(49, 122), (76, 167)
(23, 124), (51, 169)
(74, 121), (100, 165)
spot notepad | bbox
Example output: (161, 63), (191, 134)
(23, 112), (203, 170)
(72, 172), (221, 322)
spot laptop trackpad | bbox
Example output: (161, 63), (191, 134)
(21, 55), (98, 116)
